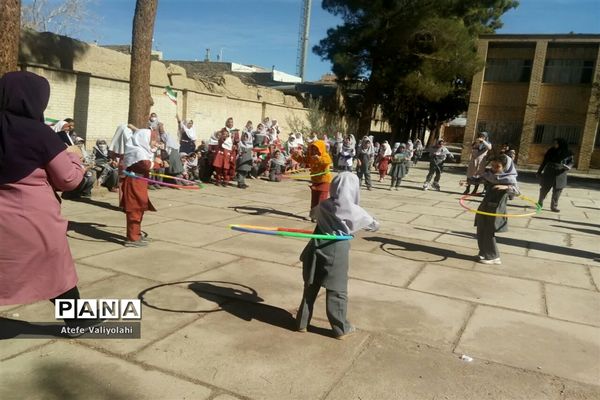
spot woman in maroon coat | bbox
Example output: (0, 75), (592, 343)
(121, 128), (156, 247)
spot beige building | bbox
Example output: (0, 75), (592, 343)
(463, 34), (600, 171)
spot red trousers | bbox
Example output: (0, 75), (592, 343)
(310, 183), (330, 209)
(126, 210), (144, 241)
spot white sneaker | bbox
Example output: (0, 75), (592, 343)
(422, 183), (429, 191)
(478, 258), (501, 265)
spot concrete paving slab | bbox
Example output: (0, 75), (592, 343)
(410, 213), (476, 231)
(473, 253), (595, 290)
(67, 236), (124, 260)
(528, 246), (597, 266)
(456, 306), (600, 386)
(75, 263), (118, 287)
(347, 250), (423, 287)
(211, 213), (313, 230)
(571, 234), (600, 253)
(186, 258), (305, 310)
(590, 267), (600, 290)
(325, 334), (600, 400)
(142, 220), (242, 247)
(73, 274), (207, 354)
(236, 192), (301, 205)
(393, 203), (464, 217)
(545, 284), (600, 326)
(314, 279), (471, 349)
(78, 241), (240, 282)
(0, 341), (213, 400)
(135, 304), (369, 400)
(360, 197), (405, 211)
(157, 204), (239, 224)
(204, 232), (305, 266)
(368, 208), (417, 224)
(377, 222), (446, 241)
(409, 264), (543, 313)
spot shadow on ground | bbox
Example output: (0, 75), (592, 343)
(0, 318), (62, 339)
(1, 362), (129, 400)
(364, 236), (475, 263)
(67, 221), (125, 245)
(229, 205), (308, 221)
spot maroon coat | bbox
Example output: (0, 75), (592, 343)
(120, 160), (156, 212)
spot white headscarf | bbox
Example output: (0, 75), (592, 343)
(109, 124), (133, 155)
(53, 120), (67, 133)
(180, 121), (196, 140)
(382, 141), (392, 157)
(124, 129), (154, 168)
(310, 172), (379, 235)
(162, 132), (180, 151)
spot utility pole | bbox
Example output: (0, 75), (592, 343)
(296, 0), (312, 82)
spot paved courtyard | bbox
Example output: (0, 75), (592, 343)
(1, 165), (599, 400)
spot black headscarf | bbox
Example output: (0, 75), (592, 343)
(0, 71), (66, 184)
(545, 138), (572, 164)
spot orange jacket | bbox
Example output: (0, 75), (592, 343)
(291, 140), (332, 184)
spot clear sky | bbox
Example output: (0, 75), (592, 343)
(70, 0), (600, 81)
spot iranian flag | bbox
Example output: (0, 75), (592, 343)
(164, 86), (177, 105)
(45, 117), (60, 126)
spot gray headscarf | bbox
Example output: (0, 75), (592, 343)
(310, 172), (379, 235)
(483, 155), (518, 186)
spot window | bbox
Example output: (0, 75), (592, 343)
(533, 125), (582, 145)
(543, 59), (595, 84)
(477, 120), (523, 146)
(595, 123), (600, 148)
(484, 59), (532, 83)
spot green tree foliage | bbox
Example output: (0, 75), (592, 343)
(315, 0), (519, 141)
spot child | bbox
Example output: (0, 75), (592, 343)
(389, 143), (409, 190)
(236, 132), (253, 189)
(464, 132), (492, 195)
(292, 140), (332, 212)
(121, 129), (156, 247)
(269, 149), (286, 182)
(475, 154), (519, 265)
(212, 128), (232, 187)
(356, 136), (374, 190)
(296, 172), (379, 339)
(423, 139), (454, 191)
(337, 136), (355, 172)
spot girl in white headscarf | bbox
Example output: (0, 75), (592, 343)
(121, 129), (156, 247)
(377, 141), (392, 182)
(296, 172), (379, 339)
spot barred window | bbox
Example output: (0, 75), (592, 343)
(543, 59), (594, 84)
(484, 59), (532, 83)
(533, 125), (582, 145)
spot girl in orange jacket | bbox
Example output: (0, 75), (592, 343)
(292, 139), (333, 213)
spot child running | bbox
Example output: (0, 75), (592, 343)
(423, 139), (454, 191)
(474, 154), (519, 265)
(296, 172), (379, 339)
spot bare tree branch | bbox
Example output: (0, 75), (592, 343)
(21, 0), (96, 37)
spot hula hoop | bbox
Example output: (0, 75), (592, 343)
(229, 224), (352, 240)
(459, 194), (541, 218)
(123, 171), (200, 190)
(281, 169), (332, 179)
(149, 172), (204, 188)
(232, 224), (314, 234)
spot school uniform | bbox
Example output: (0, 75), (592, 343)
(389, 150), (409, 188)
(296, 172), (379, 337)
(475, 186), (509, 261)
(537, 140), (574, 211)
